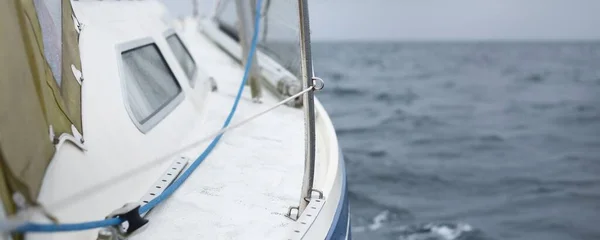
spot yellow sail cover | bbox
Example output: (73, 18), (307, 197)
(0, 0), (82, 215)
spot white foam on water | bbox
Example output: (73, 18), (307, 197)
(398, 222), (474, 240)
(350, 209), (474, 240)
(350, 210), (392, 233)
(368, 210), (390, 231)
(428, 222), (473, 240)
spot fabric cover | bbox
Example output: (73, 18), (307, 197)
(0, 0), (82, 215)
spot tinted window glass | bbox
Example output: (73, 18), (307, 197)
(121, 43), (182, 124)
(33, 0), (62, 86)
(166, 34), (197, 85)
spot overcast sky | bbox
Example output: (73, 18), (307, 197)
(162, 0), (600, 41)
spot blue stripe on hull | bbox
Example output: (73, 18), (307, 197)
(326, 150), (351, 240)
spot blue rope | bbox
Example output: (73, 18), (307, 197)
(15, 218), (122, 233)
(14, 0), (263, 233)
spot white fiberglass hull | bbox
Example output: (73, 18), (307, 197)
(5, 1), (351, 239)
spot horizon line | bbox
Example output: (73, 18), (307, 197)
(309, 38), (600, 43)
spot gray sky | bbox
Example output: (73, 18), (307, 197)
(162, 0), (600, 41)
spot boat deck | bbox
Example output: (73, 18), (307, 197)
(25, 2), (341, 239)
(131, 21), (325, 239)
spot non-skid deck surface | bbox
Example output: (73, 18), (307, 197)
(131, 25), (306, 239)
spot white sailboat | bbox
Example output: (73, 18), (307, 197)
(0, 0), (349, 239)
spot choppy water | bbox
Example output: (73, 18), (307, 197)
(312, 42), (600, 240)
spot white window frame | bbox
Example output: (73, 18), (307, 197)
(163, 29), (198, 88)
(116, 37), (185, 133)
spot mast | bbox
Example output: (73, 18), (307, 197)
(234, 0), (262, 100)
(192, 0), (198, 17)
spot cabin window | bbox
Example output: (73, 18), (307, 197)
(166, 34), (197, 87)
(33, 0), (62, 86)
(121, 43), (182, 131)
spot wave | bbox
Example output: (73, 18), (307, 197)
(348, 190), (414, 221)
(409, 135), (474, 146)
(352, 210), (393, 233)
(321, 70), (345, 81)
(381, 111), (446, 129)
(366, 149), (387, 158)
(344, 148), (388, 158)
(352, 218), (478, 240)
(374, 90), (420, 105)
(328, 85), (367, 96)
(478, 134), (505, 143)
(370, 168), (451, 187)
(394, 222), (476, 240)
(336, 126), (372, 135)
(555, 113), (600, 125)
(530, 102), (565, 110)
(521, 72), (547, 83)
